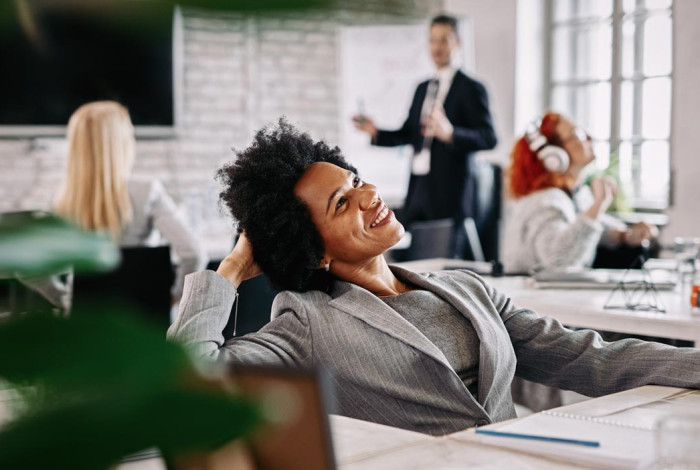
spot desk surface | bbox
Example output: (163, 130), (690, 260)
(107, 386), (690, 470)
(0, 383), (676, 469)
(396, 258), (700, 345)
(339, 385), (692, 469)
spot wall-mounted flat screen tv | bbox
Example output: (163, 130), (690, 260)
(0, 1), (177, 137)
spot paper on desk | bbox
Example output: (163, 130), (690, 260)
(592, 389), (700, 431)
(470, 413), (653, 470)
(436, 460), (546, 470)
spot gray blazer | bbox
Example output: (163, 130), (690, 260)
(168, 266), (700, 436)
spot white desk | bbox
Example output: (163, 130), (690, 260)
(397, 258), (700, 345)
(2, 385), (681, 469)
(340, 385), (691, 469)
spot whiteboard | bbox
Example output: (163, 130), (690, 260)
(338, 20), (474, 207)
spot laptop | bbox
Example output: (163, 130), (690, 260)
(120, 365), (337, 470)
(230, 365), (337, 470)
(531, 268), (677, 290)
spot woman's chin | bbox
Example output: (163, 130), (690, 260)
(386, 223), (406, 249)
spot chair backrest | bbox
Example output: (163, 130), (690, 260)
(72, 245), (174, 330)
(405, 218), (455, 261)
(464, 160), (502, 262)
(208, 234), (281, 339)
(223, 273), (279, 339)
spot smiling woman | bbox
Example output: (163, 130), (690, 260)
(294, 162), (405, 294)
(169, 118), (700, 437)
(216, 118), (410, 297)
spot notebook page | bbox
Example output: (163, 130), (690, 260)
(473, 413), (653, 470)
(580, 389), (700, 431)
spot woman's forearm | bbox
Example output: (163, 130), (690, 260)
(583, 200), (605, 221)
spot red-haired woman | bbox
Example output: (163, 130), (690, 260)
(503, 111), (656, 273)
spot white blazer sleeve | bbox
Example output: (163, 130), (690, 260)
(148, 181), (208, 298)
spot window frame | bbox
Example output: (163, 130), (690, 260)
(544, 0), (674, 211)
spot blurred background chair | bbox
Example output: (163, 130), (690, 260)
(462, 159), (502, 263)
(389, 160), (502, 263)
(403, 218), (455, 261)
(224, 274), (279, 339)
(207, 239), (279, 339)
(72, 245), (174, 331)
(0, 278), (58, 317)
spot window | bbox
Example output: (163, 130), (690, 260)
(546, 0), (673, 209)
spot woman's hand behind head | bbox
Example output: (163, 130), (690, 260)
(216, 232), (261, 288)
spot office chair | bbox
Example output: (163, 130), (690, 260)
(207, 254), (279, 340)
(72, 245), (174, 330)
(463, 160), (502, 263)
(0, 278), (58, 316)
(225, 274), (279, 339)
(592, 243), (657, 269)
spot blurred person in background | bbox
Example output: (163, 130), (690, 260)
(503, 111), (657, 274)
(52, 100), (207, 308)
(353, 14), (497, 258)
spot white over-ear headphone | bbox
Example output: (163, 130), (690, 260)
(524, 120), (570, 174)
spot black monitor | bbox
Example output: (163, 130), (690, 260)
(0, 0), (177, 137)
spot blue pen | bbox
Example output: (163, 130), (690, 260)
(475, 428), (600, 447)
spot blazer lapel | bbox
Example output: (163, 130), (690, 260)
(390, 266), (514, 412)
(328, 281), (456, 373)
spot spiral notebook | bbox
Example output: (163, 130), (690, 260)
(466, 388), (700, 470)
(475, 411), (653, 469)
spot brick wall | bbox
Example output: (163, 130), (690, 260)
(0, 3), (441, 249)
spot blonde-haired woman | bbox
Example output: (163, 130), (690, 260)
(54, 101), (207, 303)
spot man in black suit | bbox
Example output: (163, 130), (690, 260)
(353, 14), (497, 257)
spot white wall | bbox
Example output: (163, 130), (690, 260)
(514, 0), (545, 133)
(666, 0), (700, 241)
(3, 1), (694, 244)
(444, 0), (518, 164)
(0, 4), (442, 233)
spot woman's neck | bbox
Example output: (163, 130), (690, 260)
(332, 256), (412, 297)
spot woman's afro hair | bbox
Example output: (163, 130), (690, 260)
(217, 118), (357, 292)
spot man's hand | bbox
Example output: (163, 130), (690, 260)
(352, 115), (378, 140)
(422, 102), (454, 143)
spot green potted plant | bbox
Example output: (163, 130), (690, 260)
(0, 212), (261, 469)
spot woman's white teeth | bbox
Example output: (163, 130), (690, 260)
(371, 206), (389, 227)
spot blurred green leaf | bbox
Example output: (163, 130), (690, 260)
(0, 387), (260, 469)
(0, 312), (262, 469)
(173, 0), (332, 11)
(0, 311), (189, 399)
(0, 212), (120, 277)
